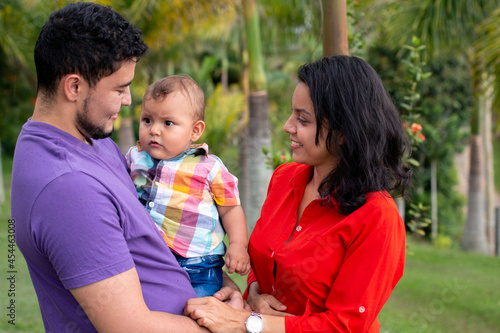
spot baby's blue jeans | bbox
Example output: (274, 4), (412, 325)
(173, 253), (225, 297)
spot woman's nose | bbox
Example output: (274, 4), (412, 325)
(283, 116), (295, 133)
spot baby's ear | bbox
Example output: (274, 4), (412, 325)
(191, 120), (205, 142)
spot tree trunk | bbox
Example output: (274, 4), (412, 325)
(244, 0), (266, 91)
(238, 125), (250, 223)
(431, 159), (438, 240)
(322, 0), (349, 57)
(239, 48), (250, 226)
(118, 117), (136, 155)
(462, 134), (489, 253)
(462, 72), (491, 254)
(243, 0), (272, 232)
(247, 91), (272, 231)
(395, 197), (405, 221)
(483, 87), (495, 254)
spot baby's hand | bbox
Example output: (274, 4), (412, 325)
(225, 243), (251, 275)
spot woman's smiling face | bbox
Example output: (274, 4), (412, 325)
(283, 82), (338, 169)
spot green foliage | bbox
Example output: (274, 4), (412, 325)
(409, 155), (467, 243)
(369, 37), (473, 241)
(262, 146), (293, 170)
(473, 7), (500, 111)
(494, 138), (500, 193)
(0, 68), (35, 155)
(199, 84), (246, 158)
(400, 37), (432, 121)
(406, 202), (431, 237)
(266, 66), (300, 150)
(0, 1), (51, 155)
(433, 234), (453, 249)
(394, 38), (432, 236)
(259, 0), (321, 59)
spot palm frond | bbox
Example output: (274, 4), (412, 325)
(473, 7), (500, 111)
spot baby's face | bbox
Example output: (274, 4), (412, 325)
(139, 91), (199, 160)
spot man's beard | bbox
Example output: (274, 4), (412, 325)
(76, 96), (114, 140)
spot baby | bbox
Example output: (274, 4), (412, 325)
(127, 75), (250, 297)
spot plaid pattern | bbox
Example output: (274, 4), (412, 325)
(127, 143), (240, 257)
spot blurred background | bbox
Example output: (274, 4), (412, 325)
(1, 0), (499, 332)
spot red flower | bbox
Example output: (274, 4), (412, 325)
(411, 123), (423, 134)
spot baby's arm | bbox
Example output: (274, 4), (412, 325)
(218, 205), (251, 275)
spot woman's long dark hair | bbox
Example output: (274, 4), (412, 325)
(297, 55), (412, 215)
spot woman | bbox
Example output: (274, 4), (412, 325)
(185, 55), (412, 333)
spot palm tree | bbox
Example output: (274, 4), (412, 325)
(473, 9), (500, 252)
(242, 0), (273, 231)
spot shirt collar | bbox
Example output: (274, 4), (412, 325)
(179, 143), (209, 159)
(289, 163), (313, 187)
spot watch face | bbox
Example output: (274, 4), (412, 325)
(246, 315), (264, 332)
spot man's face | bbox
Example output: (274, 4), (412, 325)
(75, 61), (136, 140)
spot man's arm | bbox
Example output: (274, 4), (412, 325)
(71, 267), (208, 333)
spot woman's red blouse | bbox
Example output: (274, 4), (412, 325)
(246, 163), (406, 332)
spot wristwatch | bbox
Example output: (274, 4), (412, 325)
(245, 311), (264, 333)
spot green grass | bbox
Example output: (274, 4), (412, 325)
(1, 155), (500, 332)
(379, 239), (500, 333)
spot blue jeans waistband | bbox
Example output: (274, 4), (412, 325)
(172, 253), (225, 268)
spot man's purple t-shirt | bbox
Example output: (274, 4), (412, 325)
(11, 120), (196, 332)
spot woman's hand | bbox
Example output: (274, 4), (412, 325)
(184, 293), (249, 333)
(246, 282), (292, 317)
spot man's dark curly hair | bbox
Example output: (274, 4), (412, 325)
(34, 2), (148, 97)
(297, 55), (413, 215)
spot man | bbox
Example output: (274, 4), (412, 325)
(11, 3), (233, 332)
